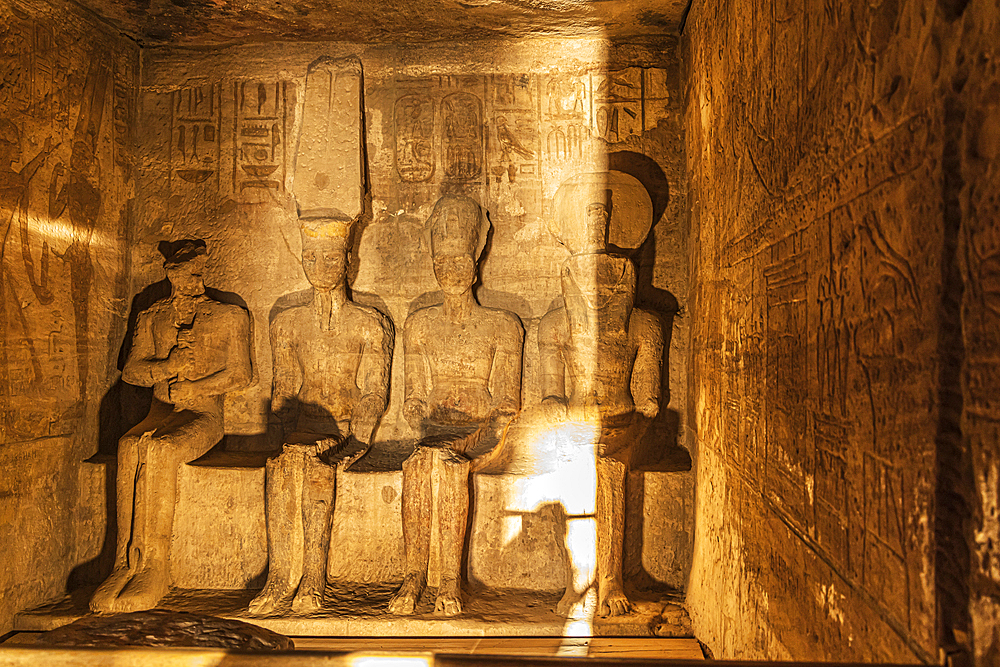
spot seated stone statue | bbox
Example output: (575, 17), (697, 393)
(247, 219), (393, 616)
(538, 172), (662, 617)
(388, 194), (523, 617)
(90, 240), (253, 613)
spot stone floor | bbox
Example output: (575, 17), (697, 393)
(14, 584), (693, 639)
(2, 633), (705, 661)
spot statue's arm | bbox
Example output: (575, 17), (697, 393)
(630, 310), (663, 418)
(122, 310), (174, 387)
(269, 313), (301, 436)
(173, 308), (253, 397)
(488, 314), (524, 417)
(402, 314), (431, 430)
(352, 312), (394, 444)
(538, 309), (568, 418)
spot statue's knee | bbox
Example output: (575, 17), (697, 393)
(118, 435), (141, 460)
(403, 446), (432, 471)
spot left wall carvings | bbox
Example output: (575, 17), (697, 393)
(0, 0), (138, 634)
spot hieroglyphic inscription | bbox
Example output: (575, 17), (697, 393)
(234, 80), (288, 191)
(442, 92), (482, 182)
(112, 53), (136, 179)
(170, 85), (222, 190)
(763, 231), (810, 529)
(394, 94), (434, 182)
(490, 74), (538, 179)
(0, 15), (32, 112)
(541, 74), (589, 169)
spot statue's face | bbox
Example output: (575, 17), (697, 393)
(433, 251), (476, 295)
(563, 253), (634, 306)
(166, 258), (206, 298)
(301, 236), (347, 291)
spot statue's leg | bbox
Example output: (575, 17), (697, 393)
(555, 515), (598, 617)
(292, 453), (335, 614)
(113, 409), (221, 612)
(388, 447), (433, 615)
(248, 448), (303, 615)
(433, 448), (470, 617)
(596, 455), (630, 617)
(90, 432), (143, 612)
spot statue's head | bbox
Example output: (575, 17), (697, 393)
(551, 171), (653, 255)
(163, 239), (208, 298)
(299, 217), (351, 291)
(562, 252), (637, 312)
(426, 194), (489, 296)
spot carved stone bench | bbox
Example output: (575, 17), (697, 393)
(165, 435), (693, 595)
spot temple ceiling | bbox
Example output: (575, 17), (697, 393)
(69, 0), (687, 46)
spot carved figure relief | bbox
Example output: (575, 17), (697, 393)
(0, 118), (55, 435)
(90, 240), (253, 613)
(539, 171), (662, 617)
(48, 48), (110, 418)
(388, 194), (524, 617)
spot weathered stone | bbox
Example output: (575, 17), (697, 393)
(38, 610), (292, 650)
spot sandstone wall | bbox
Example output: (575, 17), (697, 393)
(683, 0), (999, 662)
(0, 0), (139, 634)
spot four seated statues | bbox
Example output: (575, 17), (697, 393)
(90, 59), (666, 622)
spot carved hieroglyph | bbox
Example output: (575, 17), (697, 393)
(388, 194), (524, 617)
(539, 171), (662, 617)
(248, 56), (394, 616)
(90, 240), (253, 613)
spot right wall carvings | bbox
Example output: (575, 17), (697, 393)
(683, 0), (1000, 662)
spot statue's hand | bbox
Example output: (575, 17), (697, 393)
(540, 396), (568, 424)
(168, 379), (195, 405)
(351, 395), (384, 445)
(166, 346), (195, 378)
(491, 397), (518, 422)
(403, 398), (428, 430)
(636, 397), (659, 419)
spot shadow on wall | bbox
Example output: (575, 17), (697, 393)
(610, 150), (684, 470)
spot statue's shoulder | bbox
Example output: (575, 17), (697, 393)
(539, 298), (568, 330)
(204, 299), (250, 325)
(270, 303), (307, 333)
(482, 306), (523, 336)
(140, 298), (172, 321)
(348, 302), (393, 335)
(404, 303), (440, 330)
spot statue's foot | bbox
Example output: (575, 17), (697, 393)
(433, 578), (463, 617)
(556, 587), (595, 619)
(247, 578), (297, 617)
(291, 584), (325, 615)
(388, 574), (425, 615)
(110, 566), (169, 613)
(89, 566), (132, 613)
(555, 588), (577, 616)
(598, 580), (631, 617)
